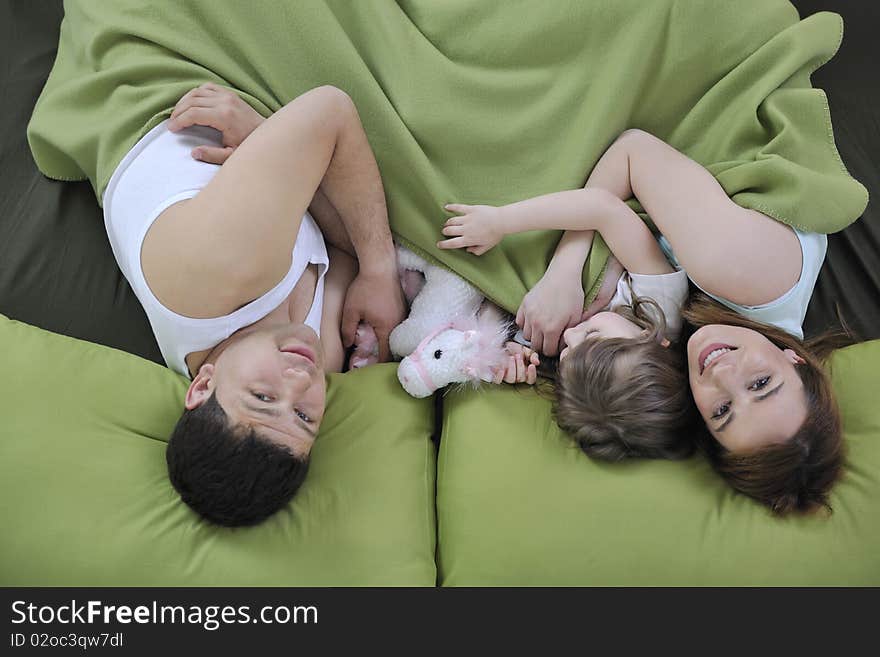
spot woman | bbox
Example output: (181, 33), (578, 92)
(439, 128), (846, 514)
(104, 83), (409, 526)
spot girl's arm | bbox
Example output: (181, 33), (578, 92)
(440, 189), (673, 276)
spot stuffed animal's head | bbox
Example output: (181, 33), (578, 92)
(397, 317), (510, 397)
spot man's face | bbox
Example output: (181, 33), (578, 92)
(187, 324), (327, 457)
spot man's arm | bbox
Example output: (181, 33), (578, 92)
(165, 84), (404, 359)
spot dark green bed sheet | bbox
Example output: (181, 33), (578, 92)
(1, 1), (162, 363)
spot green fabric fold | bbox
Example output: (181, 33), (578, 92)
(28, 0), (867, 314)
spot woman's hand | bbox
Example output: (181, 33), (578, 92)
(492, 342), (540, 385)
(167, 83), (266, 164)
(438, 203), (505, 255)
(516, 270), (585, 357)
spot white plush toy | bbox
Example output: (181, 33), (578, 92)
(389, 246), (513, 398)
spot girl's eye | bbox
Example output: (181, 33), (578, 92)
(711, 403), (730, 420)
(252, 392), (272, 403)
(295, 409), (312, 423)
(749, 376), (771, 391)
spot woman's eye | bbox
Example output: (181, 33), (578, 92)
(252, 392), (272, 403)
(711, 403), (730, 420)
(749, 376), (771, 391)
(295, 409), (312, 423)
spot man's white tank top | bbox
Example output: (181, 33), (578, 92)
(102, 120), (328, 379)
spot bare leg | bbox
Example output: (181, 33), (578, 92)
(582, 129), (802, 306)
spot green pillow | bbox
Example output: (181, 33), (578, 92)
(0, 315), (437, 585)
(437, 341), (880, 585)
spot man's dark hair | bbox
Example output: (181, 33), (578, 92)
(166, 393), (309, 526)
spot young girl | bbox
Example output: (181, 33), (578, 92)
(439, 128), (843, 514)
(439, 132), (696, 461)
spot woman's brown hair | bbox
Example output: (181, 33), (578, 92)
(553, 293), (697, 461)
(682, 292), (855, 515)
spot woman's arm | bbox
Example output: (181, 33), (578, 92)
(577, 128), (802, 306)
(440, 129), (801, 305)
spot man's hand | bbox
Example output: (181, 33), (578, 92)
(516, 270), (585, 357)
(167, 83), (266, 164)
(492, 342), (540, 385)
(341, 269), (407, 362)
(438, 203), (505, 255)
(581, 254), (624, 320)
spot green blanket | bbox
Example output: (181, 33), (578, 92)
(27, 0), (867, 313)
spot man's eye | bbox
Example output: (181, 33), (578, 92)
(252, 392), (272, 403)
(295, 409), (312, 423)
(712, 403), (730, 420)
(749, 376), (771, 391)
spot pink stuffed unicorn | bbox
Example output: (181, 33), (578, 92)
(389, 246), (515, 398)
(395, 304), (513, 398)
(348, 245), (535, 397)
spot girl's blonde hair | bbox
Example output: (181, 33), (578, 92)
(552, 293), (697, 461)
(682, 293), (853, 515)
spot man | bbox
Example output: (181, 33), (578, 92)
(104, 83), (406, 525)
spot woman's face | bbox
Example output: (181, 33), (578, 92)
(686, 324), (807, 453)
(559, 312), (643, 361)
(186, 323), (327, 458)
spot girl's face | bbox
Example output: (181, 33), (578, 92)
(559, 312), (643, 361)
(686, 324), (807, 453)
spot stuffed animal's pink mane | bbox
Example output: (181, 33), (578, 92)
(450, 308), (513, 384)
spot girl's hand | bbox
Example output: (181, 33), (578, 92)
(167, 83), (266, 164)
(492, 342), (540, 385)
(516, 270), (585, 357)
(438, 203), (505, 255)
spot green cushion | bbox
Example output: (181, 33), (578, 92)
(437, 341), (880, 585)
(0, 315), (437, 585)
